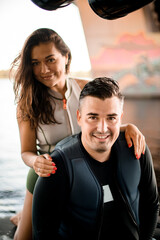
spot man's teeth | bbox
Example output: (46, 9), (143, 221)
(95, 135), (107, 139)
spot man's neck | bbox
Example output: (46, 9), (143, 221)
(88, 150), (111, 163)
(78, 133), (111, 163)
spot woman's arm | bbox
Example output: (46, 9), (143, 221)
(120, 123), (145, 159)
(17, 109), (56, 177)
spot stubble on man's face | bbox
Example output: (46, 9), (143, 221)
(77, 96), (123, 161)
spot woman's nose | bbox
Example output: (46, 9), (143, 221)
(41, 62), (50, 74)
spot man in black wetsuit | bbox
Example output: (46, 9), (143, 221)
(32, 77), (159, 240)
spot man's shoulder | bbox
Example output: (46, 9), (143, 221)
(51, 134), (84, 181)
(113, 132), (136, 163)
(51, 134), (82, 161)
(55, 134), (79, 150)
(115, 132), (129, 150)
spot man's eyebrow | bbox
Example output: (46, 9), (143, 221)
(86, 113), (118, 116)
(87, 113), (98, 116)
(107, 113), (118, 116)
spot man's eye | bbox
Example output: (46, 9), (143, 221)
(89, 116), (97, 120)
(108, 117), (117, 121)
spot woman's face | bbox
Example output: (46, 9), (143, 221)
(31, 42), (68, 91)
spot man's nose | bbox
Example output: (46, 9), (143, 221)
(41, 62), (50, 74)
(97, 119), (108, 133)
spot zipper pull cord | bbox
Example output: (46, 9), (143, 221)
(63, 99), (67, 109)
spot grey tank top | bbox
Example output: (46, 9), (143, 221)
(36, 78), (81, 154)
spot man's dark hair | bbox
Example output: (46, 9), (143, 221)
(79, 77), (124, 104)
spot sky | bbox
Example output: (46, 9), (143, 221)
(0, 0), (91, 72)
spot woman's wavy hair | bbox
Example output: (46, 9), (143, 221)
(10, 28), (72, 128)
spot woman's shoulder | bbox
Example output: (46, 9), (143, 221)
(70, 77), (90, 90)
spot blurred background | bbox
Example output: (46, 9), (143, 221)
(0, 0), (160, 224)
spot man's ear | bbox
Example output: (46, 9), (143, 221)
(77, 109), (81, 126)
(120, 111), (123, 125)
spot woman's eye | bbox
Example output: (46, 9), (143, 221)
(48, 58), (55, 63)
(32, 62), (39, 66)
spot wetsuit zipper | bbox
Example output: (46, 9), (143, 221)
(62, 98), (73, 136)
(63, 98), (67, 109)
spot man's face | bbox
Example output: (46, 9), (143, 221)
(77, 96), (123, 161)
